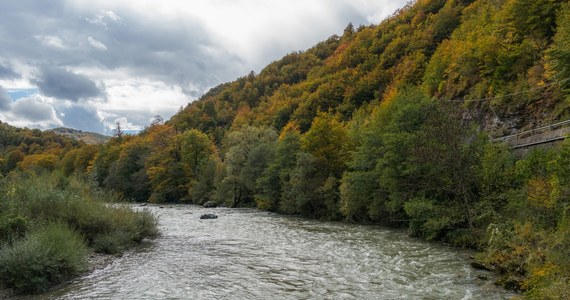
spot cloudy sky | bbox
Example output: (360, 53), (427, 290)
(0, 0), (408, 134)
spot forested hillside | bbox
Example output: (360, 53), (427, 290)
(0, 121), (98, 175)
(170, 0), (570, 139)
(17, 0), (570, 296)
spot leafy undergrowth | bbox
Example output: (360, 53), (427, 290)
(0, 172), (159, 294)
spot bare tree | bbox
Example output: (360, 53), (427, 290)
(151, 115), (164, 127)
(113, 121), (124, 138)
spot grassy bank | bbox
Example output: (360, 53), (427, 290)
(0, 172), (159, 294)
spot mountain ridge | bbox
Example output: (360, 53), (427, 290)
(49, 127), (110, 145)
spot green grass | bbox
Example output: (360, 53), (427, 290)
(0, 223), (88, 293)
(0, 171), (159, 294)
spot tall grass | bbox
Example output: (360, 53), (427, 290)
(0, 223), (87, 293)
(0, 171), (159, 293)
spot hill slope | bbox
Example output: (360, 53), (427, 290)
(50, 128), (110, 145)
(170, 0), (569, 141)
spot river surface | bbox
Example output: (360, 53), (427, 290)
(38, 205), (514, 299)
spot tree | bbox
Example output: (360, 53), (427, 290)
(301, 112), (350, 177)
(179, 129), (219, 204)
(402, 102), (487, 243)
(217, 126), (277, 207)
(144, 125), (186, 203)
(281, 152), (324, 216)
(60, 149), (79, 176)
(189, 158), (219, 204)
(113, 121), (124, 139)
(3, 150), (24, 174)
(547, 2), (570, 89)
(255, 131), (301, 211)
(179, 129), (212, 178)
(91, 144), (120, 186)
(104, 138), (151, 202)
(151, 115), (164, 126)
(341, 87), (426, 223)
(18, 154), (58, 172)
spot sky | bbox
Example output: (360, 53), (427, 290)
(0, 0), (409, 135)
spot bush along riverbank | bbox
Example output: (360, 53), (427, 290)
(0, 172), (159, 295)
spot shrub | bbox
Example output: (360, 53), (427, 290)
(90, 207), (158, 254)
(132, 209), (159, 242)
(0, 214), (28, 244)
(0, 223), (88, 293)
(92, 231), (132, 254)
(0, 172), (159, 294)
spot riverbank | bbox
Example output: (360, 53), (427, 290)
(0, 252), (117, 300)
(0, 173), (159, 296)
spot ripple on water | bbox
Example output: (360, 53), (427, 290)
(38, 205), (516, 300)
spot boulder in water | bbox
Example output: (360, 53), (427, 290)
(203, 201), (217, 208)
(200, 213), (218, 220)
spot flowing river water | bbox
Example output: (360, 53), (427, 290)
(37, 205), (514, 299)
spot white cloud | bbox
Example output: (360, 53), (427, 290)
(85, 10), (121, 28)
(88, 36), (107, 50)
(35, 35), (66, 49)
(98, 77), (189, 133)
(0, 94), (63, 129)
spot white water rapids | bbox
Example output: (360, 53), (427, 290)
(36, 205), (514, 299)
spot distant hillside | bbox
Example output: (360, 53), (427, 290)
(170, 0), (570, 141)
(50, 127), (110, 145)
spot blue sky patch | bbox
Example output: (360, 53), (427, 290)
(6, 88), (39, 101)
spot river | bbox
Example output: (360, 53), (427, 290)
(37, 205), (514, 299)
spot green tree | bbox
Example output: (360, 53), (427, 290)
(179, 129), (219, 204)
(216, 126), (277, 207)
(104, 139), (151, 202)
(3, 150), (24, 174)
(281, 152), (324, 216)
(189, 158), (219, 204)
(301, 112), (350, 177)
(341, 87), (430, 223)
(255, 131), (301, 211)
(91, 143), (120, 186)
(179, 129), (212, 179)
(547, 2), (570, 89)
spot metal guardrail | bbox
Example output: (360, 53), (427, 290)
(510, 136), (567, 149)
(492, 119), (570, 143)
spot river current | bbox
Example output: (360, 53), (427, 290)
(38, 205), (514, 299)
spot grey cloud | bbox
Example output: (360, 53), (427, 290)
(57, 104), (106, 133)
(0, 64), (20, 79)
(85, 12), (237, 88)
(0, 87), (11, 110)
(34, 67), (101, 101)
(0, 0), (407, 133)
(0, 0), (240, 92)
(0, 0), (399, 90)
(12, 97), (58, 122)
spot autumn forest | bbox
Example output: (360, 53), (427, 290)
(1, 0), (570, 297)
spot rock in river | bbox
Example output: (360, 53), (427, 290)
(200, 213), (218, 220)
